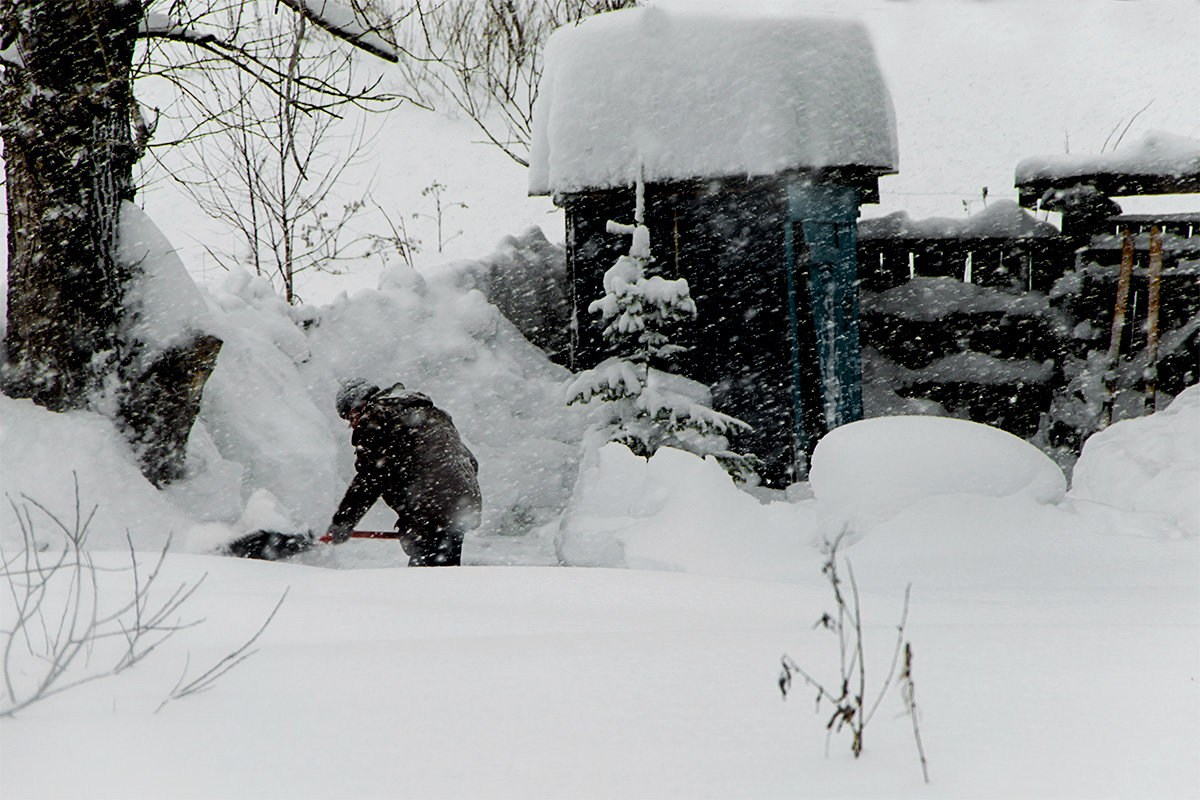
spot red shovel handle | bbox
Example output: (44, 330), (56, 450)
(320, 530), (404, 544)
(350, 530), (405, 540)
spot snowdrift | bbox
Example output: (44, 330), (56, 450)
(1, 262), (587, 561)
(1069, 384), (1200, 537)
(556, 443), (820, 579)
(810, 414), (1066, 526)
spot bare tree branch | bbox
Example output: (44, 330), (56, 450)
(397, 0), (639, 165)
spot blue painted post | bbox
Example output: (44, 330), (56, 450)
(785, 182), (865, 468)
(782, 217), (811, 470)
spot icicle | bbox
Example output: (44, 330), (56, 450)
(634, 166), (645, 226)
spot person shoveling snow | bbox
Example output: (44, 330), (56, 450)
(227, 380), (482, 566)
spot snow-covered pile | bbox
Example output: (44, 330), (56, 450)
(557, 443), (819, 579)
(810, 415), (1065, 529)
(1015, 130), (1200, 183)
(435, 226), (570, 360)
(858, 200), (1059, 240)
(528, 5), (897, 195)
(862, 275), (1055, 322)
(0, 399), (201, 548)
(1069, 385), (1200, 537)
(1, 262), (586, 562)
(300, 267), (584, 548)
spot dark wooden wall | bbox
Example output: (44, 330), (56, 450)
(561, 183), (1199, 482)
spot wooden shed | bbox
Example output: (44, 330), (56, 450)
(529, 7), (898, 484)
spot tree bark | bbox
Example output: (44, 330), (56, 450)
(3, 1), (224, 488)
(2, 0), (143, 410)
(118, 334), (223, 486)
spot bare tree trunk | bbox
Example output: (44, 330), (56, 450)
(1, 0), (143, 410)
(2, 0), (222, 486)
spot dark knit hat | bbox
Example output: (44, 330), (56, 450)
(335, 379), (380, 419)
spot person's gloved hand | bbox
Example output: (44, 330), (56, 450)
(323, 522), (353, 544)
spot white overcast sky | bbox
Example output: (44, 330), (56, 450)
(754, 0), (1200, 218)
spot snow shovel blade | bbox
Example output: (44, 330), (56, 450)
(222, 529), (405, 560)
(223, 529), (317, 561)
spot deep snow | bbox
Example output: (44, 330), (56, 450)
(1, 399), (1197, 797)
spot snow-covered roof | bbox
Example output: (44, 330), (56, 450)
(858, 200), (1059, 240)
(528, 7), (898, 196)
(1015, 131), (1200, 201)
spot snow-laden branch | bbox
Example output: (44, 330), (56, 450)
(140, 4), (398, 64)
(139, 13), (220, 46)
(276, 0), (399, 63)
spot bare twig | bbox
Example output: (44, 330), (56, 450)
(1, 482), (279, 717)
(902, 643), (930, 784)
(1105, 99), (1155, 153)
(399, 0), (638, 165)
(864, 583), (912, 726)
(158, 588), (289, 711)
(780, 533), (925, 777)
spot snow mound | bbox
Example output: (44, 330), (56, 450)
(433, 226), (570, 360)
(862, 275), (1054, 322)
(0, 257), (589, 563)
(557, 443), (819, 580)
(1069, 385), (1200, 537)
(0, 397), (207, 551)
(810, 416), (1066, 525)
(529, 6), (897, 195)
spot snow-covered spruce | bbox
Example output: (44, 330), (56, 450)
(564, 178), (757, 481)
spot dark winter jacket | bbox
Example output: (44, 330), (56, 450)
(330, 386), (482, 539)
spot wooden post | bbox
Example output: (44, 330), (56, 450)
(1101, 226), (1135, 428)
(1144, 225), (1163, 412)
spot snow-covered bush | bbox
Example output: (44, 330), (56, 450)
(564, 178), (757, 481)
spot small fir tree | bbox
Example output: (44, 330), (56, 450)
(565, 177), (759, 482)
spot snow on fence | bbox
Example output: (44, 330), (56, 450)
(854, 201), (1200, 458)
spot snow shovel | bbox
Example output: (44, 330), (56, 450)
(222, 529), (406, 561)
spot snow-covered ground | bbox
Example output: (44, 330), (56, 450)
(1, 394), (1197, 798)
